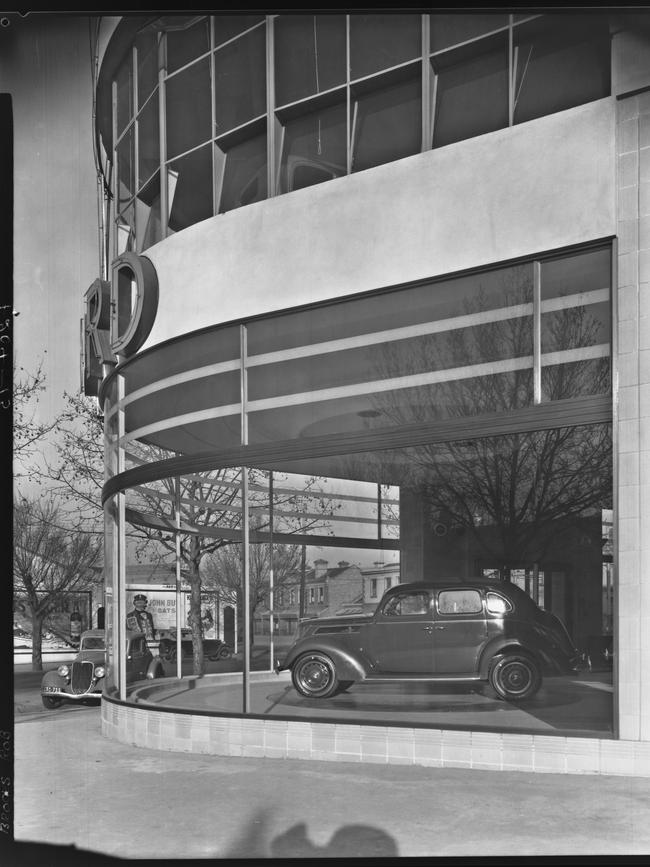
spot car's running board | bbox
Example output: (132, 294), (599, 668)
(365, 675), (483, 682)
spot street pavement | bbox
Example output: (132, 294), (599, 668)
(9, 666), (650, 862)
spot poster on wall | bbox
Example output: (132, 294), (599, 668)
(13, 591), (93, 649)
(125, 586), (220, 639)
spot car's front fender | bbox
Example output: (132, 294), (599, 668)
(280, 639), (368, 682)
(40, 670), (67, 691)
(146, 659), (165, 679)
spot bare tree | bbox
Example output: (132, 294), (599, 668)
(39, 392), (340, 675)
(36, 390), (105, 530)
(13, 359), (62, 473)
(14, 496), (103, 671)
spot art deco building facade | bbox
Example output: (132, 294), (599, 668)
(84, 11), (650, 774)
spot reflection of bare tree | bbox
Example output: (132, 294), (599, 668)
(365, 276), (611, 569)
(410, 425), (611, 566)
(202, 539), (305, 645)
(127, 453), (336, 673)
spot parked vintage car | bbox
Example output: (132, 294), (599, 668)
(40, 629), (165, 709)
(157, 628), (233, 662)
(276, 581), (585, 702)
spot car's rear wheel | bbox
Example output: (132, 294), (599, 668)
(292, 652), (339, 699)
(41, 695), (63, 709)
(489, 652), (541, 701)
(217, 646), (231, 660)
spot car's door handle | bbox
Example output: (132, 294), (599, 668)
(434, 626), (446, 630)
(422, 625), (434, 633)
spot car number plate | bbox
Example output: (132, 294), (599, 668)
(42, 686), (60, 693)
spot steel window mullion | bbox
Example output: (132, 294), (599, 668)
(174, 477), (182, 680)
(267, 15), (277, 198)
(210, 16), (218, 216)
(117, 374), (127, 701)
(159, 32), (168, 238)
(111, 80), (118, 263)
(346, 14), (351, 175)
(533, 259), (542, 405)
(242, 465), (251, 713)
(508, 15), (515, 127)
(421, 13), (430, 152)
(268, 471), (274, 672)
(240, 323), (249, 447)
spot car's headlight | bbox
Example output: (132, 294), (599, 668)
(94, 665), (106, 678)
(57, 664), (70, 677)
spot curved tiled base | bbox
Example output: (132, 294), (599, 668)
(101, 673), (650, 777)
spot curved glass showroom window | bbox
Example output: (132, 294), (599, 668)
(102, 245), (614, 738)
(103, 12), (612, 253)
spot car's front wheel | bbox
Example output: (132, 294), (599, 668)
(41, 695), (63, 709)
(489, 652), (541, 701)
(292, 652), (339, 699)
(217, 646), (231, 660)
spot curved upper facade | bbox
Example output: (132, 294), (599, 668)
(96, 13), (612, 258)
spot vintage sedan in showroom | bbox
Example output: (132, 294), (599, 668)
(277, 581), (585, 702)
(157, 628), (233, 662)
(40, 629), (165, 709)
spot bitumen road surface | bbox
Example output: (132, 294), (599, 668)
(9, 665), (650, 863)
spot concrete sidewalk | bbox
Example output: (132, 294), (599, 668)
(11, 708), (650, 860)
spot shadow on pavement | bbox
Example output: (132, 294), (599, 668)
(6, 840), (124, 864)
(220, 809), (399, 859)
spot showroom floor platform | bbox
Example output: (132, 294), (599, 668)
(131, 668), (614, 738)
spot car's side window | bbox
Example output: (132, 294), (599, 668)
(437, 589), (483, 615)
(486, 591), (513, 614)
(381, 591), (430, 617)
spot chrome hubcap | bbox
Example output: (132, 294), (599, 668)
(500, 661), (531, 694)
(299, 659), (331, 694)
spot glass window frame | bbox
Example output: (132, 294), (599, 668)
(109, 12), (611, 252)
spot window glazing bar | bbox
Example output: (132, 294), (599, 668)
(541, 287), (610, 313)
(533, 259), (541, 405)
(105, 359), (241, 416)
(133, 45), (139, 194)
(249, 355), (534, 414)
(346, 14), (351, 175)
(159, 32), (168, 238)
(174, 476), (183, 679)
(268, 470), (274, 672)
(246, 302), (533, 367)
(267, 15), (277, 198)
(117, 374), (127, 700)
(508, 15), (514, 126)
(421, 14), (430, 153)
(111, 79), (118, 263)
(210, 16), (218, 216)
(241, 323), (250, 712)
(242, 464), (251, 713)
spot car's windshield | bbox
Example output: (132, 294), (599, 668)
(81, 636), (106, 650)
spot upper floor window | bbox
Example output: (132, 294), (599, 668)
(108, 12), (611, 252)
